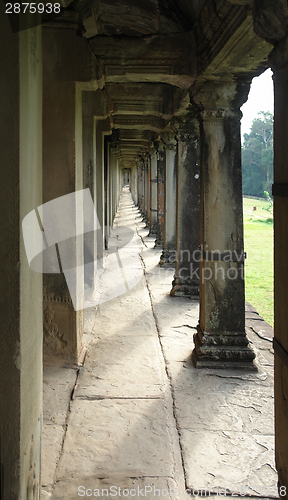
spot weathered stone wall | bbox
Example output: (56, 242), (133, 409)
(0, 11), (43, 498)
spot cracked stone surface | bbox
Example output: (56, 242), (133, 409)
(52, 476), (178, 500)
(41, 188), (277, 500)
(56, 398), (175, 479)
(75, 335), (165, 399)
(42, 365), (78, 496)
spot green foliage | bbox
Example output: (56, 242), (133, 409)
(262, 190), (273, 215)
(242, 111), (273, 197)
(243, 197), (273, 326)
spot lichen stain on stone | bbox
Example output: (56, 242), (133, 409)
(43, 303), (67, 355)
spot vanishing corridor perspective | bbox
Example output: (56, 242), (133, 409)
(42, 188), (275, 498)
(0, 1), (288, 499)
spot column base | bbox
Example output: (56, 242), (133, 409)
(154, 238), (163, 248)
(148, 223), (157, 237)
(170, 276), (199, 298)
(159, 249), (176, 268)
(192, 324), (256, 369)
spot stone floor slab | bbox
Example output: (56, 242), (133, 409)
(173, 373), (274, 435)
(56, 399), (175, 480)
(181, 429), (277, 496)
(42, 365), (78, 489)
(74, 336), (166, 398)
(52, 476), (178, 500)
(42, 189), (277, 500)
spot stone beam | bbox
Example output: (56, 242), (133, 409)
(88, 31), (197, 88)
(194, 0), (270, 78)
(112, 115), (164, 133)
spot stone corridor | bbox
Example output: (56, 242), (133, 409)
(42, 188), (277, 500)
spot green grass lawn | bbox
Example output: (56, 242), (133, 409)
(243, 197), (274, 326)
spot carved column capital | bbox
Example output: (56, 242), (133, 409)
(154, 140), (165, 160)
(149, 147), (157, 160)
(161, 131), (177, 151)
(193, 80), (250, 114)
(200, 108), (242, 123)
(252, 0), (288, 71)
(253, 0), (288, 46)
(172, 115), (200, 144)
(269, 36), (288, 72)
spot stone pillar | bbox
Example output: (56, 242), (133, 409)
(155, 141), (165, 247)
(144, 155), (150, 225)
(149, 148), (158, 237)
(264, 31), (288, 495)
(160, 134), (177, 267)
(82, 92), (98, 291)
(170, 120), (200, 296)
(42, 27), (88, 361)
(95, 119), (111, 261)
(140, 158), (145, 216)
(131, 163), (138, 205)
(104, 135), (110, 249)
(192, 81), (255, 368)
(109, 142), (118, 226)
(0, 14), (43, 497)
(138, 160), (144, 213)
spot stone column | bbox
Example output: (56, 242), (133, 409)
(155, 141), (165, 247)
(0, 15), (43, 497)
(148, 148), (158, 237)
(95, 119), (111, 260)
(104, 135), (110, 249)
(144, 155), (150, 225)
(138, 160), (144, 214)
(137, 163), (141, 209)
(160, 134), (177, 267)
(82, 92), (98, 291)
(42, 27), (87, 361)
(141, 158), (146, 217)
(109, 142), (118, 226)
(170, 120), (200, 296)
(192, 81), (255, 368)
(265, 29), (288, 494)
(131, 163), (138, 205)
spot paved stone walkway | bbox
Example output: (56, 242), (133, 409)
(42, 188), (277, 500)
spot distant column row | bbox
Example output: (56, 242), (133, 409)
(135, 85), (255, 369)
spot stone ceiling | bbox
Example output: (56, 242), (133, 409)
(59, 0), (271, 169)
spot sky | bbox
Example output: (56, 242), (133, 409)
(240, 68), (274, 140)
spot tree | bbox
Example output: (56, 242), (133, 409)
(242, 111), (273, 196)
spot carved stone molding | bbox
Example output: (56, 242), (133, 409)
(164, 142), (177, 152)
(193, 79), (250, 112)
(269, 36), (288, 72)
(159, 249), (176, 268)
(253, 0), (288, 46)
(201, 108), (242, 122)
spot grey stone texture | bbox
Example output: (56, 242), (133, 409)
(42, 189), (277, 500)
